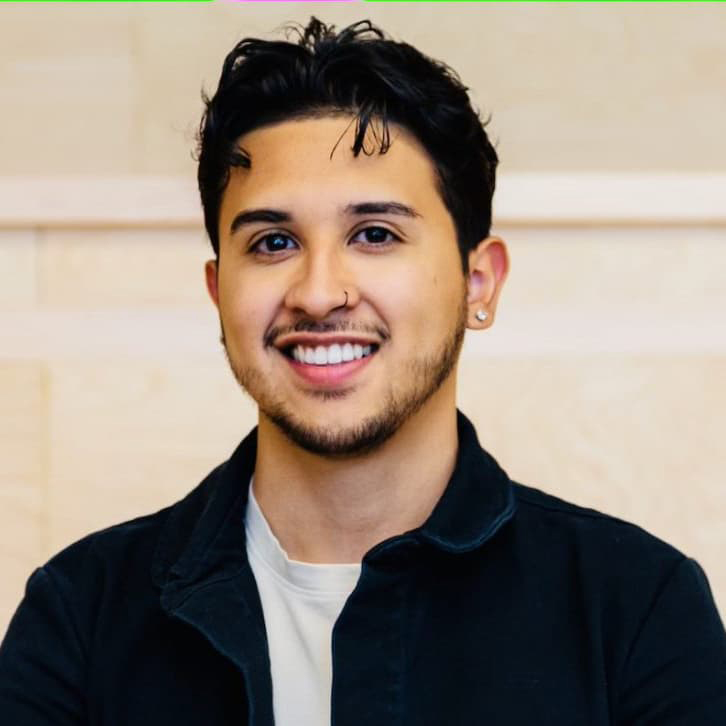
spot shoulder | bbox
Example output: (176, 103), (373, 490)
(508, 481), (688, 588)
(39, 461), (225, 597)
(512, 480), (683, 551)
(504, 483), (723, 653)
(42, 506), (172, 588)
(507, 484), (726, 717)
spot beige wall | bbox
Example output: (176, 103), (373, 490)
(1, 4), (726, 635)
(1, 4), (726, 174)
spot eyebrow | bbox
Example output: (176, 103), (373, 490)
(229, 201), (422, 235)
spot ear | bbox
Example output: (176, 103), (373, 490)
(205, 259), (220, 309)
(466, 236), (509, 328)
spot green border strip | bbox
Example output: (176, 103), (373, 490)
(365, 1), (726, 3)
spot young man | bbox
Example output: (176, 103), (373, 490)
(1, 17), (725, 725)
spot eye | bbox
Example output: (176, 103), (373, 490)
(249, 232), (297, 255)
(249, 225), (400, 257)
(352, 226), (400, 248)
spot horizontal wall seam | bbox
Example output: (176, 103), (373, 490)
(1, 174), (726, 227)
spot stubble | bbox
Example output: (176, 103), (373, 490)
(218, 290), (468, 459)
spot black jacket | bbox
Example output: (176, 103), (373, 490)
(2, 410), (725, 725)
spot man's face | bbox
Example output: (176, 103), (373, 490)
(206, 115), (471, 458)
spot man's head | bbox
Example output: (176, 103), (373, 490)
(200, 18), (508, 458)
(197, 17), (498, 276)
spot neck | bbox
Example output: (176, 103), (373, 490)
(252, 385), (459, 564)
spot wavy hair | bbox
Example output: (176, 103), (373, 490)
(197, 17), (498, 274)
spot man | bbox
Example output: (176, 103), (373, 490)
(1, 16), (725, 725)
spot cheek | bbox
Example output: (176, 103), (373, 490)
(373, 266), (451, 343)
(218, 274), (272, 345)
(365, 264), (416, 315)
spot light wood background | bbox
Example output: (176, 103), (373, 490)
(1, 3), (725, 636)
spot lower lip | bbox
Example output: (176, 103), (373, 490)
(282, 350), (377, 387)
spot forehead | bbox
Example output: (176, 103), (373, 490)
(219, 115), (445, 224)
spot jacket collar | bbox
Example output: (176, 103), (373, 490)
(152, 408), (516, 599)
(417, 410), (516, 553)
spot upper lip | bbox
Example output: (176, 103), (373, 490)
(274, 334), (380, 350)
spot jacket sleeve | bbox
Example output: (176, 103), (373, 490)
(617, 556), (726, 724)
(0, 566), (87, 724)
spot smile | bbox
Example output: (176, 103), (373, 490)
(280, 343), (379, 386)
(286, 342), (378, 366)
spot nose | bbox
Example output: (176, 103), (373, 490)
(283, 245), (356, 319)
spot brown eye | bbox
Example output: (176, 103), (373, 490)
(353, 226), (399, 247)
(251, 233), (296, 255)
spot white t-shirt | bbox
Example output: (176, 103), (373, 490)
(245, 477), (362, 726)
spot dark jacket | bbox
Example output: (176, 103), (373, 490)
(2, 410), (725, 725)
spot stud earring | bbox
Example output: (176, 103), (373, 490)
(475, 310), (488, 322)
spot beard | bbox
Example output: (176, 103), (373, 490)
(218, 291), (468, 459)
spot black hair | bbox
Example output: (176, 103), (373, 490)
(196, 17), (498, 275)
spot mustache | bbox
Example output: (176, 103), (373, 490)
(264, 321), (390, 348)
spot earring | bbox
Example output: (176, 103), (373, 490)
(475, 310), (488, 322)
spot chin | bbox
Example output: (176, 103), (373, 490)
(264, 403), (402, 458)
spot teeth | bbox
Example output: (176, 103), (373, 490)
(327, 344), (343, 364)
(290, 343), (376, 366)
(314, 346), (327, 365)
